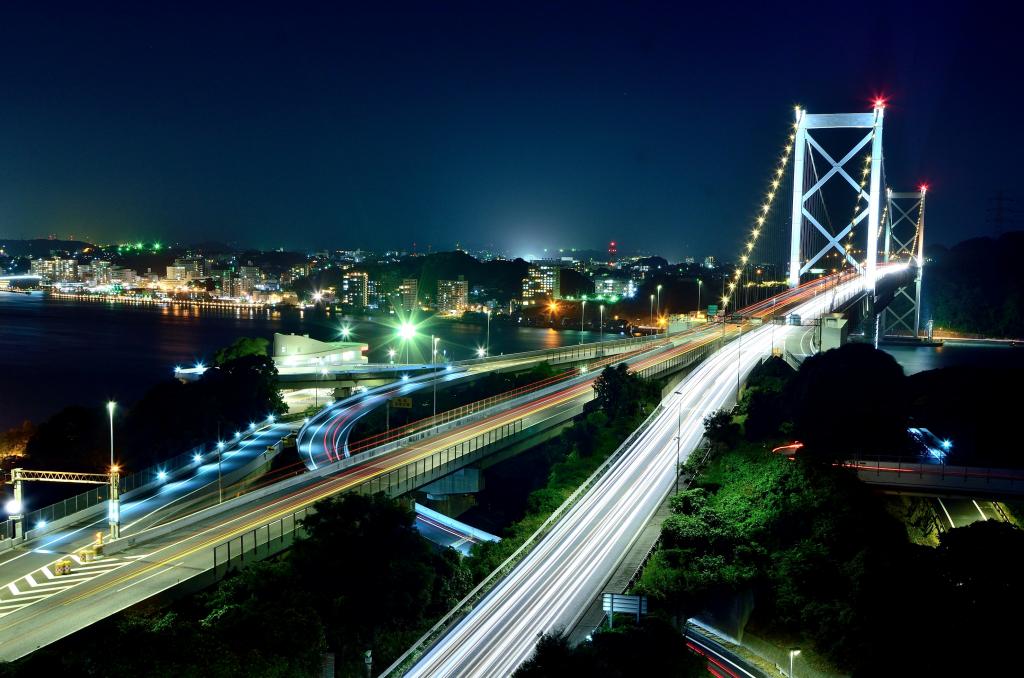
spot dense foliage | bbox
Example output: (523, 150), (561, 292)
(925, 231), (1024, 338)
(1, 494), (473, 677)
(514, 618), (704, 677)
(22, 337), (286, 473)
(636, 346), (1024, 675)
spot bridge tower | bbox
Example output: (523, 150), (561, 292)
(882, 186), (927, 337)
(788, 103), (885, 290)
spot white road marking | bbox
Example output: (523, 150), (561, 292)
(937, 498), (956, 528)
(116, 561), (183, 592)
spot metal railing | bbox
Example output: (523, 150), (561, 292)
(451, 331), (670, 368)
(845, 455), (1024, 487)
(381, 403), (666, 677)
(212, 506), (312, 578)
(10, 443), (207, 533)
(348, 342), (656, 455)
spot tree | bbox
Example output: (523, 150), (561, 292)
(214, 336), (270, 366)
(785, 344), (910, 461)
(702, 409), (739, 448)
(593, 364), (657, 418)
(515, 619), (705, 677)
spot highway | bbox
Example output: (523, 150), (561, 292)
(0, 323), (718, 659)
(0, 270), (894, 660)
(0, 421), (297, 618)
(405, 272), (885, 677)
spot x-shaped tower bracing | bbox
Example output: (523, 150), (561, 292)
(789, 105), (885, 290)
(883, 187), (927, 336)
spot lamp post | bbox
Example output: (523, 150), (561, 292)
(736, 322), (743, 402)
(106, 401), (119, 540)
(580, 298), (587, 342)
(649, 293), (654, 327)
(656, 283), (662, 318)
(217, 440), (225, 504)
(696, 279), (703, 316)
(673, 390), (684, 494)
(486, 309), (491, 356)
(432, 336), (440, 424)
(789, 648), (801, 678)
(599, 304), (604, 344)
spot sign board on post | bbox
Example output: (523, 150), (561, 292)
(707, 304), (718, 317)
(602, 593), (648, 627)
(391, 397), (413, 409)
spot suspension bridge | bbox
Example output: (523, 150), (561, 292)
(0, 101), (935, 668)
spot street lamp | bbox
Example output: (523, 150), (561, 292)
(599, 304), (604, 344)
(580, 299), (587, 342)
(672, 390), (685, 493)
(432, 336), (440, 424)
(696, 279), (703, 315)
(485, 308), (491, 356)
(217, 440), (225, 503)
(106, 401), (119, 540)
(656, 284), (662, 318)
(387, 347), (396, 364)
(789, 648), (801, 678)
(649, 293), (655, 327)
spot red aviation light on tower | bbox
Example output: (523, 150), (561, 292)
(608, 240), (617, 257)
(873, 96), (887, 109)
(919, 183), (929, 194)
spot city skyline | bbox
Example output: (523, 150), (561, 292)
(1, 3), (1022, 257)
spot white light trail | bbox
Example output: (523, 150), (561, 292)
(408, 272), (888, 677)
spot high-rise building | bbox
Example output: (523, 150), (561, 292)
(436, 276), (469, 314)
(239, 266), (263, 284)
(521, 265), (560, 303)
(398, 278), (419, 311)
(30, 257), (78, 282)
(166, 265), (189, 282)
(703, 256), (716, 269)
(173, 257), (204, 278)
(341, 271), (369, 307)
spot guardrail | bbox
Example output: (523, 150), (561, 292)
(212, 506), (312, 578)
(845, 456), (1024, 494)
(1, 442), (206, 543)
(347, 340), (662, 455)
(451, 331), (669, 368)
(380, 402), (666, 677)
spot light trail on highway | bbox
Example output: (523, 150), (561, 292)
(0, 270), (898, 660)
(404, 272), (891, 677)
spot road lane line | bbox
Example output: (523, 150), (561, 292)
(937, 498), (956, 528)
(117, 562), (184, 592)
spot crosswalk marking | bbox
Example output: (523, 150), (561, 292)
(0, 553), (145, 619)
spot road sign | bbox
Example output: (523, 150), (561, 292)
(809, 268), (825, 274)
(602, 593), (647, 626)
(391, 397), (413, 409)
(707, 304), (718, 316)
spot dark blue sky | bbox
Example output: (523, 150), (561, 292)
(0, 2), (1020, 259)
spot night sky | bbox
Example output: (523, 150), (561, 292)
(0, 2), (1020, 259)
